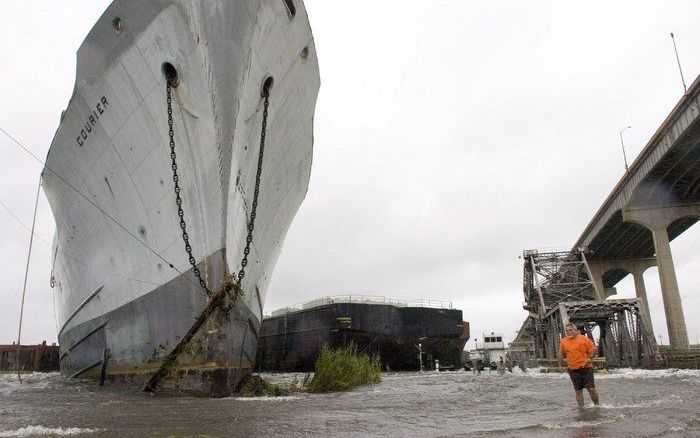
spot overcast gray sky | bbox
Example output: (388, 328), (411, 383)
(1, 0), (699, 348)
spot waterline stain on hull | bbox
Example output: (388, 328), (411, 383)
(59, 249), (259, 396)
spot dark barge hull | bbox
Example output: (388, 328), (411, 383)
(257, 303), (469, 371)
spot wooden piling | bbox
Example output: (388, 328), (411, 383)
(99, 348), (110, 386)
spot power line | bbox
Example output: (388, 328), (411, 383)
(0, 199), (35, 235)
(0, 126), (187, 281)
(0, 198), (160, 286)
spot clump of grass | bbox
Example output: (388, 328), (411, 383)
(307, 343), (381, 393)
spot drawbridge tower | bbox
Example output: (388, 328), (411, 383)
(517, 248), (657, 367)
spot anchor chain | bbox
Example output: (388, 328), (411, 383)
(165, 79), (270, 304)
(237, 88), (269, 283)
(144, 80), (272, 393)
(222, 86), (270, 312)
(166, 83), (211, 296)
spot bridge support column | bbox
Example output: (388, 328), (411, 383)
(585, 265), (606, 300)
(631, 270), (654, 340)
(622, 205), (700, 350)
(587, 258), (657, 341)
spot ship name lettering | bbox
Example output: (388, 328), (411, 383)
(76, 96), (110, 147)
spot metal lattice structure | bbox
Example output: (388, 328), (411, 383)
(517, 249), (658, 367)
(522, 249), (597, 314)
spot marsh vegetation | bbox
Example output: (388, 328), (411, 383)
(307, 344), (381, 393)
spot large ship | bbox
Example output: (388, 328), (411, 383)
(257, 295), (470, 372)
(42, 0), (319, 395)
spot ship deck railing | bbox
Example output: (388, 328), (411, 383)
(265, 294), (453, 317)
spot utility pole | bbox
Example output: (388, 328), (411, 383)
(417, 342), (423, 372)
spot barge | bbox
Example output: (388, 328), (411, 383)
(257, 295), (469, 371)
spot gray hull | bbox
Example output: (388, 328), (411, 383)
(42, 0), (319, 394)
(60, 250), (262, 395)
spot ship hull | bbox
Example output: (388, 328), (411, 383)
(257, 303), (469, 372)
(59, 249), (262, 395)
(43, 0), (319, 394)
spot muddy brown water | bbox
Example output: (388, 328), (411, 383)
(1, 369), (698, 437)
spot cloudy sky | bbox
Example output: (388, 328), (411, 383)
(1, 0), (699, 348)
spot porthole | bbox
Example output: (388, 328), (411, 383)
(283, 0), (296, 19)
(112, 17), (124, 33)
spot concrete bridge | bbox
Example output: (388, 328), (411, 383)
(574, 74), (700, 350)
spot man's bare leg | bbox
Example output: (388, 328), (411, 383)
(587, 387), (599, 405)
(575, 389), (584, 407)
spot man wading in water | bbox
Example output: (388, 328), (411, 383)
(558, 322), (600, 407)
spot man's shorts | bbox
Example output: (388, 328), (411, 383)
(568, 367), (595, 390)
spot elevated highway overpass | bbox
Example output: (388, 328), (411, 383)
(573, 74), (700, 349)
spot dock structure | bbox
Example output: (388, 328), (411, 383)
(0, 342), (59, 372)
(518, 249), (657, 367)
(652, 346), (700, 369)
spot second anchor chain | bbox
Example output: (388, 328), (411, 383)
(223, 87), (271, 311)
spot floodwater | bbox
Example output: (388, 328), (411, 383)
(1, 369), (698, 437)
